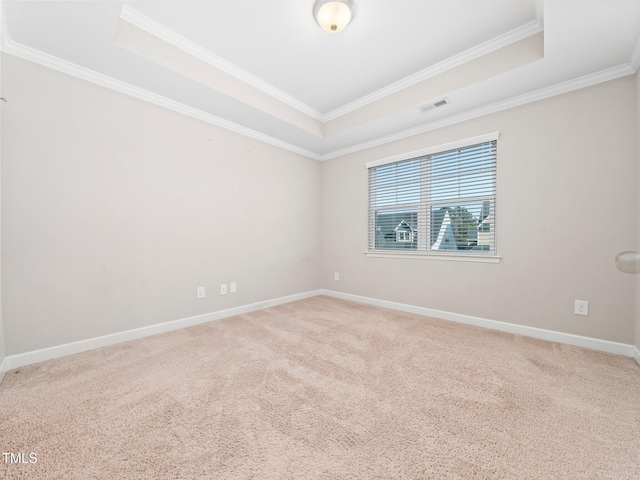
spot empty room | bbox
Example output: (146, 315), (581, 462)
(1, 0), (639, 478)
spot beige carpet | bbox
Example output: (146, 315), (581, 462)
(1, 296), (639, 479)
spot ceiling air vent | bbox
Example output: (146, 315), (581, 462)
(419, 97), (450, 114)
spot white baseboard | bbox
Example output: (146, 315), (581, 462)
(0, 358), (6, 385)
(3, 289), (638, 372)
(3, 290), (323, 371)
(320, 290), (637, 358)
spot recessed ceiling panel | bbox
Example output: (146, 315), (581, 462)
(125, 0), (538, 113)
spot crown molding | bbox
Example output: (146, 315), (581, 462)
(322, 20), (544, 122)
(120, 5), (324, 122)
(4, 32), (631, 164)
(320, 63), (635, 161)
(1, 38), (321, 161)
(2, 6), (635, 166)
(121, 5), (545, 125)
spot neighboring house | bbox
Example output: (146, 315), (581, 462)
(471, 210), (492, 252)
(394, 220), (415, 243)
(376, 205), (489, 251)
(375, 210), (418, 250)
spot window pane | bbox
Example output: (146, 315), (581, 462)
(372, 158), (421, 206)
(430, 201), (492, 251)
(368, 139), (496, 256)
(431, 171), (496, 201)
(374, 210), (418, 250)
(430, 145), (496, 202)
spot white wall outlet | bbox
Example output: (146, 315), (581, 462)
(230, 282), (237, 293)
(574, 300), (589, 316)
(220, 284), (228, 295)
(196, 286), (205, 299)
(334, 272), (340, 281)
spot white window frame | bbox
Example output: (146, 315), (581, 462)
(365, 132), (501, 263)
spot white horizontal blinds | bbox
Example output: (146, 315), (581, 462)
(428, 141), (496, 253)
(368, 139), (496, 254)
(368, 157), (424, 250)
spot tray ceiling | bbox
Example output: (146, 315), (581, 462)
(2, 1), (640, 160)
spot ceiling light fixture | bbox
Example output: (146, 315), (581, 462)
(313, 0), (355, 33)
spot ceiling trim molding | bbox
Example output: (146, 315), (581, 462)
(120, 5), (324, 122)
(120, 5), (546, 125)
(321, 20), (544, 122)
(1, 38), (321, 161)
(320, 63), (635, 161)
(2, 6), (634, 166)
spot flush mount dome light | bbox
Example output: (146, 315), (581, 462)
(313, 0), (355, 33)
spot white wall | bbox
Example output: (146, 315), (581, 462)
(0, 47), (5, 379)
(1, 54), (321, 356)
(321, 76), (637, 344)
(636, 70), (640, 355)
(2, 52), (638, 361)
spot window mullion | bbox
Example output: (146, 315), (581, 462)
(418, 157), (428, 251)
(367, 138), (497, 256)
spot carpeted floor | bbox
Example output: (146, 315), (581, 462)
(1, 296), (639, 479)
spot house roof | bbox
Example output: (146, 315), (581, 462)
(431, 209), (451, 240)
(3, 1), (639, 160)
(394, 220), (415, 232)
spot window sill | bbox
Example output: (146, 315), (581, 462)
(364, 251), (501, 263)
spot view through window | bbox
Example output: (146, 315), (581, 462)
(368, 139), (497, 255)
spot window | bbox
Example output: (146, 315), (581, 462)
(366, 134), (497, 258)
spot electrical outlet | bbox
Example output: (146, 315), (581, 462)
(574, 300), (588, 316)
(334, 272), (340, 281)
(230, 282), (237, 293)
(220, 284), (228, 295)
(196, 286), (205, 299)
